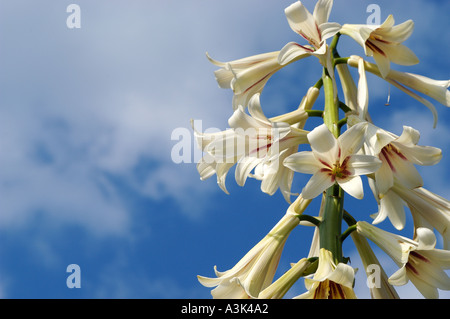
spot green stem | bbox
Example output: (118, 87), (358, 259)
(305, 109), (324, 118)
(329, 33), (341, 57)
(319, 184), (345, 264)
(333, 57), (349, 68)
(338, 101), (352, 113)
(338, 117), (348, 131)
(298, 214), (322, 227)
(314, 77), (323, 90)
(322, 69), (339, 138)
(340, 225), (357, 243)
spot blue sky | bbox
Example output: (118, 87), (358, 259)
(0, 0), (449, 299)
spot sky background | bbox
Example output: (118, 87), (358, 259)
(0, 0), (449, 299)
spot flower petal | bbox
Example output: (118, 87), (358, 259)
(346, 154), (382, 176)
(302, 171), (334, 199)
(235, 156), (264, 187)
(338, 176), (364, 199)
(308, 124), (339, 163)
(278, 42), (312, 65)
(338, 122), (367, 159)
(313, 0), (333, 25)
(283, 151), (322, 174)
(285, 1), (321, 47)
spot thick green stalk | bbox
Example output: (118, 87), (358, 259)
(320, 64), (345, 264)
(322, 70), (339, 138)
(319, 184), (345, 264)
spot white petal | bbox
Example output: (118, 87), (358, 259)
(415, 227), (437, 250)
(283, 151), (322, 174)
(379, 19), (414, 43)
(338, 122), (367, 159)
(379, 190), (406, 230)
(338, 176), (364, 199)
(374, 161), (394, 195)
(389, 156), (423, 189)
(278, 42), (312, 65)
(376, 41), (419, 66)
(346, 154), (382, 176)
(308, 124), (339, 163)
(327, 263), (355, 288)
(319, 22), (341, 41)
(285, 1), (321, 46)
(228, 105), (265, 131)
(235, 156), (263, 187)
(373, 51), (391, 79)
(388, 266), (409, 286)
(302, 171), (334, 199)
(313, 0), (333, 25)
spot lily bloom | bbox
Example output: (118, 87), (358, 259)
(341, 15), (419, 78)
(363, 123), (442, 196)
(198, 196), (311, 298)
(378, 184), (450, 249)
(279, 0), (341, 66)
(357, 221), (450, 299)
(348, 56), (450, 128)
(207, 51), (309, 110)
(284, 123), (382, 199)
(294, 248), (357, 299)
(194, 94), (308, 201)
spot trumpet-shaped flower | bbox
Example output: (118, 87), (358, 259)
(357, 221), (450, 299)
(341, 15), (419, 78)
(363, 123), (442, 196)
(379, 184), (450, 248)
(207, 51), (309, 110)
(348, 56), (450, 128)
(294, 248), (357, 299)
(198, 198), (310, 298)
(194, 94), (308, 202)
(284, 123), (382, 199)
(279, 0), (341, 66)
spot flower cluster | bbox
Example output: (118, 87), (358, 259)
(193, 0), (450, 299)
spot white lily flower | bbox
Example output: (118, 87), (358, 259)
(194, 94), (308, 201)
(279, 0), (341, 66)
(341, 15), (419, 78)
(284, 123), (382, 199)
(348, 56), (450, 128)
(357, 221), (450, 299)
(386, 184), (450, 249)
(294, 248), (356, 299)
(363, 124), (442, 196)
(198, 197), (311, 298)
(351, 231), (399, 299)
(207, 51), (307, 110)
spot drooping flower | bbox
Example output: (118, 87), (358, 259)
(341, 15), (419, 78)
(207, 51), (309, 110)
(193, 93), (308, 201)
(279, 0), (341, 66)
(197, 196), (311, 298)
(351, 231), (399, 299)
(284, 123), (382, 199)
(294, 248), (357, 299)
(357, 221), (450, 299)
(258, 258), (312, 299)
(348, 55), (450, 128)
(380, 184), (450, 249)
